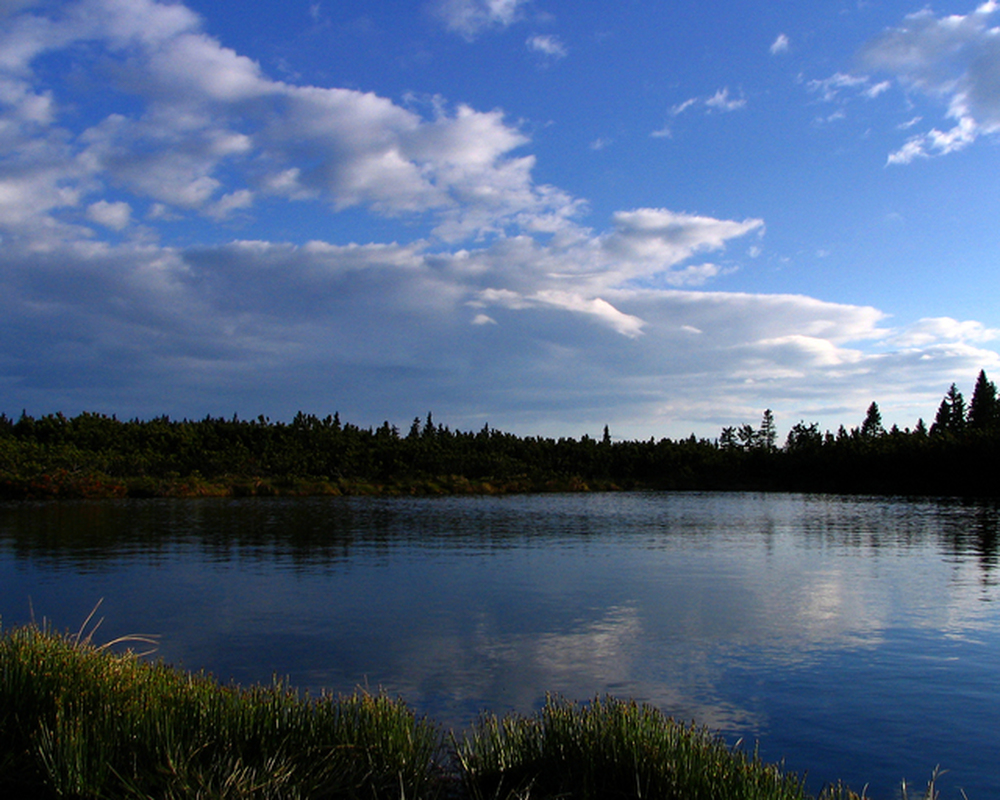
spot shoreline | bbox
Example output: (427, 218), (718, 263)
(1, 622), (942, 800)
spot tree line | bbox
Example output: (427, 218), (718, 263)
(1, 371), (999, 499)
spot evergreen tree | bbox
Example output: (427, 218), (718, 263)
(860, 402), (884, 438)
(737, 424), (757, 450)
(784, 421), (822, 452)
(931, 384), (966, 436)
(968, 370), (999, 432)
(759, 409), (777, 451)
(719, 426), (737, 451)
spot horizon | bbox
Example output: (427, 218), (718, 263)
(2, 0), (999, 440)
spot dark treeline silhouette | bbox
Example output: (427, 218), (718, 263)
(2, 371), (1000, 500)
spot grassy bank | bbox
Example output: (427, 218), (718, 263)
(0, 623), (944, 799)
(0, 469), (622, 501)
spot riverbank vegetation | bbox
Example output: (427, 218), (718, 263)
(1, 621), (944, 799)
(3, 371), (1000, 500)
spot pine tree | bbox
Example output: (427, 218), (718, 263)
(968, 369), (999, 432)
(931, 384), (966, 436)
(737, 424), (758, 450)
(719, 426), (737, 451)
(784, 421), (822, 452)
(860, 402), (884, 438)
(759, 409), (777, 451)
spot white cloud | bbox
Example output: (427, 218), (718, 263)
(86, 199), (131, 230)
(659, 263), (724, 286)
(806, 73), (870, 103)
(529, 290), (646, 337)
(770, 34), (789, 55)
(600, 209), (762, 282)
(527, 34), (566, 59)
(891, 317), (1000, 348)
(206, 189), (253, 220)
(863, 80), (891, 99)
(0, 0), (579, 242)
(887, 115), (978, 165)
(660, 91), (745, 132)
(432, 0), (530, 40)
(670, 98), (698, 116)
(863, 2), (1000, 162)
(705, 88), (746, 112)
(1, 0), (997, 439)
(2, 226), (996, 437)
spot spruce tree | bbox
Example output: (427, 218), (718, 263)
(759, 409), (777, 451)
(860, 402), (884, 438)
(968, 370), (999, 432)
(931, 384), (966, 436)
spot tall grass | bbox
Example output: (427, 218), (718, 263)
(456, 694), (815, 800)
(0, 621), (955, 800)
(0, 621), (442, 798)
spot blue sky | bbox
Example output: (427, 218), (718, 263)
(2, 0), (1000, 440)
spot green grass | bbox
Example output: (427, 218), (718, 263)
(458, 695), (828, 800)
(0, 621), (950, 800)
(0, 620), (442, 798)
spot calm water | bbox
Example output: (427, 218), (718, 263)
(1, 492), (998, 798)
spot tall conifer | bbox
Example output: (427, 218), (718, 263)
(968, 370), (999, 432)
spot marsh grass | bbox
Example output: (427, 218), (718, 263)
(0, 621), (442, 798)
(454, 696), (954, 800)
(455, 694), (813, 800)
(0, 622), (957, 800)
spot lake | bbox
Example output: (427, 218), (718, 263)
(1, 492), (997, 798)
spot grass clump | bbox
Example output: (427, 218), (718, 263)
(455, 694), (815, 800)
(0, 621), (442, 799)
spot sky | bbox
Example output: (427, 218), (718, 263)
(2, 0), (1000, 441)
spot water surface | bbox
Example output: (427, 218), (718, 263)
(2, 492), (998, 798)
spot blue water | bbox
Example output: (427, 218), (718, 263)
(1, 492), (997, 798)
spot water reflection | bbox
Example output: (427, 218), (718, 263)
(3, 494), (1000, 569)
(1, 493), (999, 799)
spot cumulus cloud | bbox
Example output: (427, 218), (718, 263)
(600, 209), (762, 279)
(1, 0), (997, 438)
(890, 317), (1000, 348)
(86, 199), (132, 230)
(0, 0), (587, 247)
(770, 34), (789, 55)
(3, 207), (992, 437)
(205, 189), (253, 221)
(862, 2), (1000, 163)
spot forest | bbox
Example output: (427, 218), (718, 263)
(1, 371), (999, 500)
